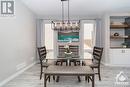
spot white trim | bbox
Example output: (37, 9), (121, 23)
(0, 62), (36, 87)
(101, 61), (130, 67)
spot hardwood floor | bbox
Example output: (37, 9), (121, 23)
(3, 62), (130, 87)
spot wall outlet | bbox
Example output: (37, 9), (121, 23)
(16, 62), (26, 71)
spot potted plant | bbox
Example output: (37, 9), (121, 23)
(64, 45), (70, 53)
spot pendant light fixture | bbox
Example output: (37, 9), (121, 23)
(51, 0), (80, 31)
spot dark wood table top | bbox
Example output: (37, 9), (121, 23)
(44, 66), (94, 75)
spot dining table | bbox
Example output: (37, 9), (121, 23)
(46, 57), (87, 66)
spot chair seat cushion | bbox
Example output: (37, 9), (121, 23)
(42, 62), (49, 67)
(89, 63), (98, 68)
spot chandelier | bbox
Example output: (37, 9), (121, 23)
(51, 0), (80, 31)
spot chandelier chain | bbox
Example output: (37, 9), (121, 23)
(68, 0), (70, 23)
(62, 1), (64, 24)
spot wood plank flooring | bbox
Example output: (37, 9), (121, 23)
(3, 62), (130, 87)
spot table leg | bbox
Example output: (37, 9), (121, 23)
(77, 76), (81, 82)
(92, 75), (95, 87)
(85, 76), (88, 81)
(44, 74), (47, 87)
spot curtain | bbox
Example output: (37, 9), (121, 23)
(36, 19), (44, 47)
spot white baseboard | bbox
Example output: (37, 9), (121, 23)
(0, 62), (36, 87)
(101, 61), (130, 67)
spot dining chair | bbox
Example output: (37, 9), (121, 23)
(37, 46), (56, 81)
(86, 46), (103, 81)
(55, 56), (68, 66)
(69, 56), (80, 66)
(67, 45), (80, 66)
(37, 46), (49, 80)
(55, 45), (68, 66)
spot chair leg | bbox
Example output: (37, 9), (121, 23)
(92, 67), (94, 70)
(85, 76), (88, 81)
(66, 61), (68, 66)
(55, 61), (58, 65)
(74, 61), (77, 66)
(56, 76), (60, 82)
(61, 61), (63, 66)
(48, 76), (50, 82)
(77, 76), (81, 82)
(40, 67), (43, 80)
(82, 61), (83, 66)
(98, 68), (101, 81)
(53, 75), (55, 80)
(88, 76), (90, 83)
(82, 61), (86, 66)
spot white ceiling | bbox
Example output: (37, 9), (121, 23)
(21, 0), (130, 19)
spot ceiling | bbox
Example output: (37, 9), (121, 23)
(21, 0), (130, 19)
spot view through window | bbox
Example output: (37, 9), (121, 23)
(45, 23), (54, 58)
(83, 23), (96, 59)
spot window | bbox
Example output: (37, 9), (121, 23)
(45, 24), (54, 49)
(44, 23), (54, 58)
(82, 21), (96, 59)
(84, 23), (94, 49)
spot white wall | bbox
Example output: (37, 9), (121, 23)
(95, 19), (102, 47)
(0, 0), (36, 83)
